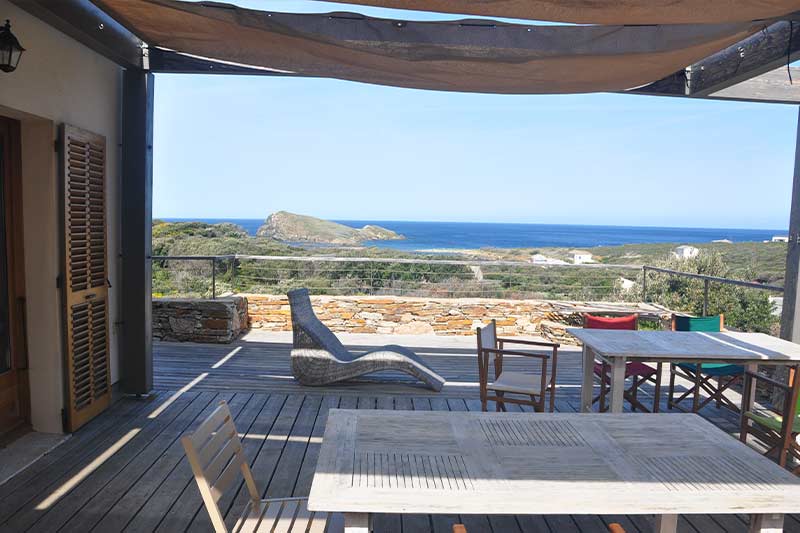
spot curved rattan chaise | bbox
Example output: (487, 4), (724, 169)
(288, 288), (445, 391)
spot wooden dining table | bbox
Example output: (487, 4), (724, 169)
(308, 409), (800, 532)
(567, 329), (800, 414)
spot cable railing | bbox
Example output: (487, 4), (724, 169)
(641, 265), (783, 317)
(150, 254), (642, 301)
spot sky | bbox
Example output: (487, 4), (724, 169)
(153, 0), (798, 230)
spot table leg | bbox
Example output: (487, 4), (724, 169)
(741, 362), (758, 425)
(653, 514), (678, 533)
(749, 513), (784, 532)
(581, 345), (594, 412)
(609, 356), (626, 414)
(344, 512), (371, 532)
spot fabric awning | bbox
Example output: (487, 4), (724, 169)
(309, 0), (800, 25)
(98, 0), (765, 94)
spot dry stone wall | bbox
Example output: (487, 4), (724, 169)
(244, 294), (671, 344)
(153, 296), (249, 343)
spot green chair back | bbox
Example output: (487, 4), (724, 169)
(673, 314), (722, 332)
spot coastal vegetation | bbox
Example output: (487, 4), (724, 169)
(151, 220), (784, 332)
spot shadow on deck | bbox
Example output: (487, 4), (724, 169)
(0, 331), (792, 532)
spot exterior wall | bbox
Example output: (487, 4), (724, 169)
(0, 0), (123, 433)
(245, 294), (672, 344)
(153, 297), (248, 343)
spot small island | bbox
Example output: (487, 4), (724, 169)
(256, 211), (404, 245)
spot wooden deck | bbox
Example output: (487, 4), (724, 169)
(0, 331), (796, 532)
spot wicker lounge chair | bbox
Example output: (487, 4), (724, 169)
(288, 288), (446, 391)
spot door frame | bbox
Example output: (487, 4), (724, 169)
(0, 115), (29, 436)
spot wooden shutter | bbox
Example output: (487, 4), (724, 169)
(61, 125), (110, 432)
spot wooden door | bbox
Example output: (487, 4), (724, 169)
(61, 125), (110, 432)
(0, 116), (29, 436)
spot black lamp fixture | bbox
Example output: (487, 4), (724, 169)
(0, 20), (25, 73)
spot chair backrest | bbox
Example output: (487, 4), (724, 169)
(287, 288), (353, 361)
(476, 320), (497, 387)
(583, 313), (638, 330)
(672, 314), (723, 332)
(181, 401), (261, 533)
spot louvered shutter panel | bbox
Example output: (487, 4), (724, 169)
(61, 125), (111, 432)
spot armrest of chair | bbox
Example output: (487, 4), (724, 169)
(497, 337), (560, 349)
(481, 347), (549, 360)
(744, 370), (790, 391)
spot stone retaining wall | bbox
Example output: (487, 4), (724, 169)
(244, 294), (671, 344)
(153, 296), (249, 343)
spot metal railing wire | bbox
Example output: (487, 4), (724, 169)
(641, 265), (783, 317)
(150, 254), (643, 301)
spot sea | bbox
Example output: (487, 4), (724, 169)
(159, 218), (783, 252)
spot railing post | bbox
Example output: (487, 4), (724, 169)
(230, 256), (237, 294)
(211, 257), (217, 299)
(703, 279), (709, 316)
(641, 266), (647, 302)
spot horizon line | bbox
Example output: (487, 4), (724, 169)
(154, 216), (785, 233)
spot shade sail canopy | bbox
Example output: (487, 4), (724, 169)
(310, 0), (800, 25)
(98, 0), (765, 94)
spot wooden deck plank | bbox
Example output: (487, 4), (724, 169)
(18, 390), (209, 533)
(0, 391), (165, 524)
(0, 334), (796, 533)
(97, 393), (250, 533)
(264, 395), (323, 499)
(56, 390), (221, 533)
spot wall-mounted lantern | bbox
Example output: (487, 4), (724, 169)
(0, 20), (25, 73)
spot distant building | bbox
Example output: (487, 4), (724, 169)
(531, 254), (567, 265)
(712, 239), (732, 243)
(673, 245), (700, 260)
(570, 250), (594, 265)
(772, 235), (789, 243)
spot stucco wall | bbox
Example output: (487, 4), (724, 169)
(0, 0), (123, 433)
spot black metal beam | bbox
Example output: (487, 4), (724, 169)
(633, 20), (800, 100)
(10, 0), (143, 68)
(120, 69), (154, 395)
(148, 48), (299, 77)
(782, 108), (800, 342)
(690, 20), (800, 97)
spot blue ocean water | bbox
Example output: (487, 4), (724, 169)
(160, 218), (783, 251)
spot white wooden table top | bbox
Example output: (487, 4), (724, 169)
(567, 329), (800, 363)
(308, 410), (800, 515)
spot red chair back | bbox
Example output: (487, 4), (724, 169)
(583, 313), (638, 330)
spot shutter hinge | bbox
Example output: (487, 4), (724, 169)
(56, 275), (62, 289)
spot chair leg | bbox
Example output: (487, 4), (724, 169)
(481, 398), (488, 412)
(692, 366), (702, 413)
(630, 376), (639, 412)
(653, 363), (662, 413)
(716, 376), (723, 409)
(496, 391), (505, 412)
(668, 364), (676, 410)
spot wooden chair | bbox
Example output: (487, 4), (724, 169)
(667, 314), (743, 413)
(477, 319), (559, 412)
(740, 365), (800, 473)
(181, 401), (337, 533)
(585, 314), (662, 413)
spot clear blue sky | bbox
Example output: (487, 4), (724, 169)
(153, 1), (798, 230)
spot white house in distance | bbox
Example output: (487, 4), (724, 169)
(570, 250), (594, 264)
(772, 235), (789, 242)
(673, 245), (700, 260)
(531, 254), (568, 265)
